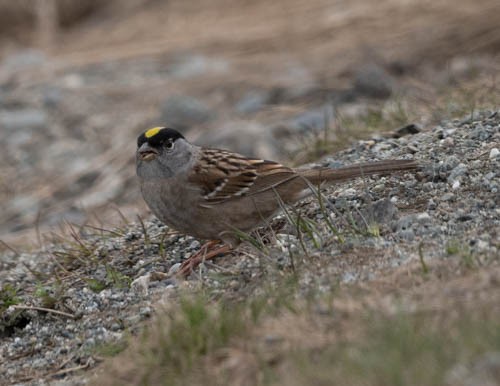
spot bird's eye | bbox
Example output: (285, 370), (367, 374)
(165, 140), (175, 150)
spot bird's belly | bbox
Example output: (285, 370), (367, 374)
(141, 179), (221, 240)
(140, 180), (284, 242)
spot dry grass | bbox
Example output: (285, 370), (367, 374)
(51, 0), (500, 73)
(32, 0), (492, 66)
(94, 259), (500, 386)
(3, 0), (500, 77)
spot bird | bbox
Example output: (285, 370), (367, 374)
(136, 126), (419, 276)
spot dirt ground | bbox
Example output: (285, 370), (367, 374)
(0, 1), (499, 385)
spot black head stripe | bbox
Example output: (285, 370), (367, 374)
(137, 127), (185, 148)
(137, 132), (147, 148)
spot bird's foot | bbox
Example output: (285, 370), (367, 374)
(178, 240), (231, 277)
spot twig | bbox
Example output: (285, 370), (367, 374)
(48, 252), (72, 275)
(6, 347), (41, 361)
(83, 224), (125, 237)
(137, 215), (150, 245)
(204, 261), (237, 274)
(12, 305), (76, 319)
(57, 356), (74, 371)
(48, 358), (93, 378)
(0, 239), (20, 257)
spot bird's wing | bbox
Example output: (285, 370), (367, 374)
(188, 148), (298, 204)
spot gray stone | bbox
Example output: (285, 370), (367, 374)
(441, 193), (455, 201)
(442, 156), (461, 171)
(9, 194), (40, 216)
(448, 163), (468, 182)
(168, 263), (181, 275)
(235, 90), (269, 114)
(45, 207), (87, 227)
(196, 120), (279, 159)
(341, 272), (357, 283)
(397, 229), (415, 241)
(139, 307), (152, 318)
(280, 106), (334, 134)
(353, 64), (394, 98)
(189, 240), (201, 250)
(468, 126), (492, 141)
(393, 123), (421, 138)
(0, 109), (48, 132)
(484, 172), (496, 181)
(272, 63), (317, 100)
(361, 198), (398, 225)
(1, 49), (46, 71)
(446, 352), (500, 386)
(396, 215), (415, 231)
(395, 212), (431, 232)
(169, 54), (229, 79)
(416, 212), (431, 223)
(159, 95), (214, 130)
(372, 141), (395, 154)
(441, 137), (455, 148)
(42, 86), (63, 108)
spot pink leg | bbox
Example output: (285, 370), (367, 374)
(178, 241), (231, 277)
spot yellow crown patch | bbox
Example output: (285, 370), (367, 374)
(145, 127), (162, 138)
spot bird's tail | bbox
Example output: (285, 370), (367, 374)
(300, 159), (419, 184)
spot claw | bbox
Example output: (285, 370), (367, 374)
(178, 241), (231, 277)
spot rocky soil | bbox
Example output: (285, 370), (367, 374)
(0, 1), (499, 385)
(0, 109), (498, 385)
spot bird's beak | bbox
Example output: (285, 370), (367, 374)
(138, 143), (158, 162)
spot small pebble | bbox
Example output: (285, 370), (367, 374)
(168, 263), (182, 275)
(416, 212), (431, 223)
(441, 193), (455, 201)
(189, 240), (201, 249)
(441, 137), (454, 147)
(131, 274), (150, 296)
(139, 307), (152, 318)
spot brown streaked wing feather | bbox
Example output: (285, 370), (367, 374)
(244, 160), (298, 195)
(189, 149), (297, 204)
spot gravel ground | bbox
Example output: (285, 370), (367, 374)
(0, 110), (499, 385)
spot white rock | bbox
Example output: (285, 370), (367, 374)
(489, 147), (499, 159)
(131, 274), (150, 296)
(62, 73), (84, 89)
(416, 212), (431, 222)
(168, 263), (182, 275)
(338, 188), (357, 197)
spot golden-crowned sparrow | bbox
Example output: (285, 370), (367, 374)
(136, 126), (419, 275)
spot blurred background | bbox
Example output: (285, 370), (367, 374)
(0, 0), (499, 246)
